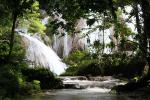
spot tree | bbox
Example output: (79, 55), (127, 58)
(0, 0), (35, 60)
(18, 1), (46, 35)
(141, 0), (150, 73)
(47, 1), (150, 58)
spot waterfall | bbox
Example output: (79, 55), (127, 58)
(20, 33), (66, 75)
(53, 34), (57, 52)
(63, 32), (68, 57)
(52, 33), (72, 57)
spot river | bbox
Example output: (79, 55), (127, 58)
(23, 89), (149, 100)
(23, 76), (150, 100)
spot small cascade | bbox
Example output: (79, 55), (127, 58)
(20, 33), (66, 75)
(59, 76), (127, 93)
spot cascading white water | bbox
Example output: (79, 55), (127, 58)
(20, 33), (66, 75)
(60, 76), (127, 93)
(63, 32), (68, 57)
(52, 33), (73, 57)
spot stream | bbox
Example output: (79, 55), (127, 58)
(23, 76), (150, 100)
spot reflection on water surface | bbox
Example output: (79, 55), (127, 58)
(24, 89), (149, 100)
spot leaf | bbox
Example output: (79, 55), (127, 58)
(87, 18), (96, 26)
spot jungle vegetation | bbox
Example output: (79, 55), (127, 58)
(0, 0), (150, 98)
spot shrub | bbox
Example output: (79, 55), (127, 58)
(32, 80), (41, 91)
(19, 80), (41, 95)
(0, 64), (21, 98)
(62, 51), (145, 78)
(61, 66), (77, 76)
(21, 67), (63, 89)
(76, 62), (101, 76)
(0, 34), (42, 98)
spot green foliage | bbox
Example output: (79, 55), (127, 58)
(63, 50), (92, 67)
(0, 18), (12, 35)
(62, 50), (100, 76)
(0, 0), (149, 97)
(21, 67), (63, 89)
(76, 62), (101, 76)
(17, 1), (46, 35)
(1, 0), (35, 16)
(27, 1), (46, 35)
(32, 80), (41, 91)
(0, 65), (20, 97)
(46, 0), (112, 33)
(0, 34), (22, 97)
(99, 53), (145, 77)
(28, 19), (46, 34)
(19, 80), (41, 95)
(61, 66), (77, 76)
(45, 18), (61, 36)
(63, 50), (145, 78)
(0, 34), (26, 62)
(0, 33), (41, 98)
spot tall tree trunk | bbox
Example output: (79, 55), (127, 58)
(8, 12), (18, 60)
(102, 13), (105, 54)
(141, 0), (150, 74)
(134, 3), (142, 35)
(108, 0), (118, 52)
(134, 3), (145, 54)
